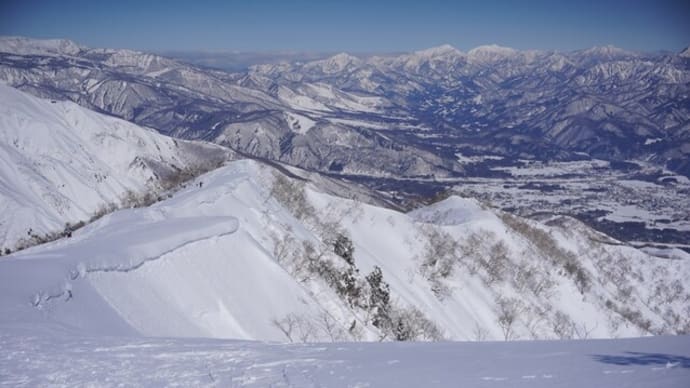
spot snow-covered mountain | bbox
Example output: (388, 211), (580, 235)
(249, 43), (690, 175)
(2, 158), (688, 343)
(0, 84), (230, 253)
(1, 36), (689, 252)
(3, 37), (687, 181)
(0, 37), (455, 180)
(0, 42), (688, 385)
(0, 36), (84, 56)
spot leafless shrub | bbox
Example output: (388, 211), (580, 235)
(480, 241), (510, 285)
(296, 240), (365, 308)
(500, 212), (590, 293)
(574, 321), (598, 339)
(512, 261), (555, 298)
(523, 305), (550, 339)
(272, 314), (299, 343)
(605, 300), (652, 334)
(419, 227), (459, 298)
(318, 312), (348, 342)
(473, 322), (489, 341)
(272, 231), (297, 266)
(270, 173), (315, 221)
(496, 296), (523, 341)
(459, 231), (489, 275)
(388, 306), (444, 341)
(552, 311), (576, 339)
(271, 313), (317, 343)
(651, 279), (685, 305)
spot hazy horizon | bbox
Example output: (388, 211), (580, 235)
(1, 0), (688, 53)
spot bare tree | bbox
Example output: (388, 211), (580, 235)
(318, 312), (347, 342)
(272, 314), (299, 343)
(496, 296), (522, 341)
(574, 321), (598, 339)
(472, 322), (488, 341)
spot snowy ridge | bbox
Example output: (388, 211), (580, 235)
(0, 84), (229, 251)
(0, 36), (83, 56)
(1, 159), (688, 344)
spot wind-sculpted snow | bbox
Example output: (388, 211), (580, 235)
(0, 204), (239, 334)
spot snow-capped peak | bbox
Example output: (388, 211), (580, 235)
(467, 44), (518, 62)
(0, 36), (83, 56)
(413, 44), (463, 58)
(580, 45), (633, 58)
(306, 52), (361, 74)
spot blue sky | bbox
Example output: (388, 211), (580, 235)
(1, 0), (688, 52)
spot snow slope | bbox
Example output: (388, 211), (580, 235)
(0, 83), (229, 251)
(1, 159), (688, 344)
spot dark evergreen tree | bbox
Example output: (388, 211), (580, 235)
(333, 234), (355, 265)
(366, 266), (391, 330)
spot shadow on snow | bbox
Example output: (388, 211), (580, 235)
(592, 352), (690, 369)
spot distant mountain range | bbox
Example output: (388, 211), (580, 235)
(1, 36), (687, 182)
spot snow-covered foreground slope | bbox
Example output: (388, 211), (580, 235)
(0, 83), (230, 252)
(1, 160), (688, 344)
(1, 332), (689, 387)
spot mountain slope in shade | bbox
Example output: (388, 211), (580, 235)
(0, 83), (230, 252)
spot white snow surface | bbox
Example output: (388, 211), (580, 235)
(1, 332), (688, 387)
